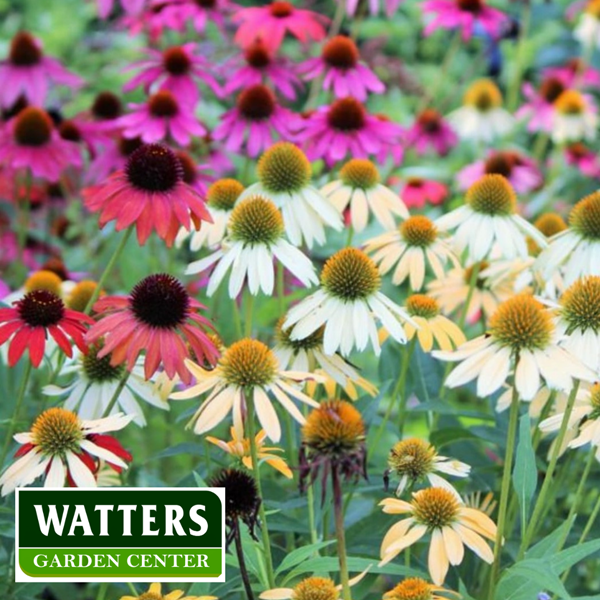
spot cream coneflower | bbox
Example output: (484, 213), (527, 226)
(170, 338), (320, 441)
(186, 195), (318, 298)
(304, 367), (378, 401)
(364, 215), (459, 291)
(435, 175), (547, 262)
(283, 248), (416, 356)
(239, 142), (342, 248)
(386, 438), (470, 497)
(260, 572), (368, 600)
(536, 191), (600, 285)
(434, 294), (595, 400)
(446, 79), (513, 143)
(176, 178), (244, 251)
(119, 583), (214, 600)
(64, 280), (102, 313)
(206, 426), (292, 478)
(551, 89), (597, 143)
(383, 577), (459, 600)
(575, 0), (600, 49)
(379, 488), (497, 584)
(321, 158), (408, 232)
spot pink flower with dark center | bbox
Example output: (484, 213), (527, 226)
(83, 143), (212, 247)
(0, 32), (83, 108)
(233, 1), (328, 51)
(345, 0), (403, 17)
(0, 289), (93, 367)
(565, 142), (600, 178)
(123, 44), (221, 106)
(96, 0), (145, 18)
(86, 273), (219, 383)
(297, 97), (402, 166)
(176, 149), (213, 196)
(86, 135), (143, 184)
(457, 150), (543, 194)
(422, 0), (507, 41)
(516, 76), (566, 133)
(0, 107), (82, 181)
(543, 58), (600, 89)
(213, 84), (298, 157)
(405, 108), (458, 156)
(401, 177), (447, 209)
(299, 35), (384, 101)
(119, 0), (187, 44)
(198, 132), (235, 176)
(118, 90), (206, 147)
(177, 0), (237, 33)
(223, 39), (303, 101)
(57, 117), (111, 159)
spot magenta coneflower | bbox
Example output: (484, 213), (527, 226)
(223, 39), (303, 101)
(83, 143), (212, 247)
(0, 31), (83, 108)
(213, 84), (298, 158)
(119, 0), (185, 43)
(86, 273), (219, 383)
(543, 58), (600, 89)
(298, 97), (402, 166)
(0, 107), (82, 181)
(405, 109), (458, 156)
(118, 90), (205, 147)
(422, 0), (507, 41)
(199, 131), (235, 176)
(57, 117), (111, 159)
(457, 150), (542, 194)
(565, 142), (600, 178)
(345, 0), (403, 16)
(299, 36), (384, 101)
(96, 0), (144, 18)
(0, 289), (92, 367)
(401, 177), (447, 209)
(177, 0), (237, 34)
(86, 135), (143, 184)
(123, 44), (221, 106)
(233, 1), (328, 51)
(516, 76), (566, 133)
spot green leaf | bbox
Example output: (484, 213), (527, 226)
(549, 539), (600, 573)
(512, 413), (537, 527)
(275, 541), (336, 575)
(496, 558), (571, 600)
(193, 472), (208, 487)
(528, 517), (575, 559)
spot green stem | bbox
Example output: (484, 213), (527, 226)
(487, 385), (520, 599)
(0, 361), (32, 469)
(578, 490), (600, 544)
(345, 225), (354, 248)
(244, 291), (255, 338)
(518, 381), (581, 559)
(16, 170), (32, 277)
(101, 370), (130, 419)
(332, 467), (351, 600)
(307, 482), (318, 546)
(506, 2), (531, 111)
(84, 226), (134, 315)
(232, 296), (243, 340)
(246, 394), (276, 588)
(277, 262), (285, 317)
(234, 522), (256, 600)
(126, 582), (137, 596)
(96, 582), (109, 600)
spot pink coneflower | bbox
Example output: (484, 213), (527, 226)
(0, 107), (82, 181)
(118, 90), (205, 147)
(57, 117), (111, 159)
(401, 177), (447, 209)
(565, 142), (600, 178)
(177, 0), (237, 34)
(86, 273), (219, 383)
(123, 44), (221, 106)
(0, 289), (92, 367)
(0, 32), (83, 109)
(233, 1), (328, 51)
(223, 39), (303, 101)
(199, 132), (235, 176)
(86, 135), (143, 184)
(516, 76), (566, 133)
(213, 84), (298, 158)
(299, 36), (384, 101)
(84, 143), (211, 247)
(422, 0), (507, 41)
(543, 58), (600, 89)
(298, 97), (402, 166)
(405, 109), (458, 156)
(457, 150), (543, 194)
(96, 0), (145, 18)
(119, 0), (187, 44)
(345, 0), (403, 17)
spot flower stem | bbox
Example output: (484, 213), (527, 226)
(277, 262), (285, 317)
(101, 370), (130, 419)
(507, 1), (531, 111)
(244, 291), (255, 338)
(15, 169), (32, 279)
(488, 385), (520, 600)
(84, 225), (134, 315)
(398, 338), (417, 436)
(332, 466), (351, 600)
(96, 582), (109, 600)
(0, 361), (32, 469)
(126, 583), (137, 596)
(246, 395), (276, 588)
(518, 380), (580, 559)
(233, 522), (256, 600)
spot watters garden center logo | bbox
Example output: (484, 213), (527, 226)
(15, 488), (225, 583)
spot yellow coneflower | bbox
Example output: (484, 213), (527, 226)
(23, 270), (63, 295)
(120, 582), (217, 600)
(383, 577), (459, 600)
(260, 571), (369, 600)
(65, 280), (101, 312)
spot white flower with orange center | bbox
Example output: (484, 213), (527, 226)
(260, 571), (368, 600)
(321, 158), (408, 232)
(0, 408), (132, 495)
(283, 248), (416, 356)
(436, 175), (546, 262)
(186, 195), (318, 298)
(170, 338), (320, 442)
(120, 582), (216, 600)
(365, 215), (459, 291)
(304, 367), (378, 401)
(536, 191), (600, 285)
(551, 89), (597, 143)
(446, 79), (513, 143)
(383, 577), (459, 600)
(379, 487), (497, 585)
(238, 142), (342, 248)
(575, 0), (600, 49)
(434, 294), (595, 400)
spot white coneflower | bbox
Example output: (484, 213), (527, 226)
(364, 215), (459, 291)
(186, 195), (318, 298)
(435, 174), (547, 262)
(575, 1), (600, 50)
(536, 191), (600, 285)
(434, 294), (595, 400)
(383, 578), (459, 600)
(551, 89), (597, 144)
(283, 248), (416, 357)
(446, 79), (513, 143)
(170, 338), (320, 442)
(260, 571), (368, 600)
(238, 142), (343, 248)
(321, 158), (408, 232)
